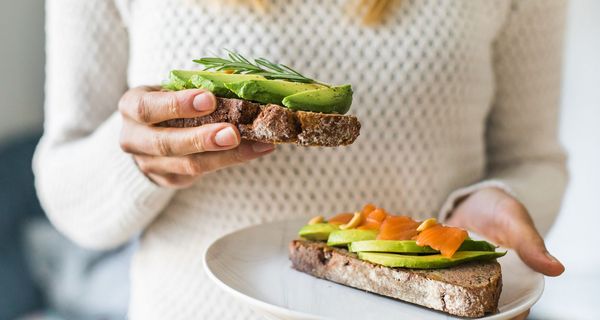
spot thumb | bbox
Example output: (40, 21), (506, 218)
(513, 225), (565, 277)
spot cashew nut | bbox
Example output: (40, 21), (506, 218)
(308, 215), (325, 225)
(417, 218), (438, 232)
(340, 211), (364, 230)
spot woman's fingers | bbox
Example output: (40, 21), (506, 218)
(449, 188), (565, 277)
(139, 141), (275, 189)
(510, 217), (565, 277)
(493, 197), (565, 277)
(120, 119), (241, 156)
(134, 141), (275, 176)
(117, 86), (277, 189)
(119, 86), (216, 124)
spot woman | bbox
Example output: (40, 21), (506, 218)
(35, 0), (567, 319)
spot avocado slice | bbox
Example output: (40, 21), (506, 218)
(357, 251), (506, 269)
(457, 240), (496, 252)
(164, 70), (265, 96)
(163, 70), (193, 91)
(164, 73), (353, 114)
(298, 223), (339, 241)
(327, 229), (378, 247)
(282, 84), (353, 114)
(224, 80), (324, 106)
(348, 240), (496, 254)
(189, 75), (236, 98)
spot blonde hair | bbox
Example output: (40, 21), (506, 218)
(353, 0), (394, 25)
(239, 0), (395, 25)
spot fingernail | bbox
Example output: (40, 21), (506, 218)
(214, 127), (238, 147)
(193, 92), (215, 112)
(545, 251), (559, 263)
(252, 142), (275, 153)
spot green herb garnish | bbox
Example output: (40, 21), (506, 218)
(194, 50), (330, 87)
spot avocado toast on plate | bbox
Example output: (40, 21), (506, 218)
(162, 51), (360, 147)
(290, 204), (506, 318)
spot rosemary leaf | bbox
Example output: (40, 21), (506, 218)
(193, 50), (330, 87)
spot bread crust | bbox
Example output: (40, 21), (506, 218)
(159, 98), (361, 147)
(289, 240), (502, 318)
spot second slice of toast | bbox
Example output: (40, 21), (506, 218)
(289, 239), (502, 318)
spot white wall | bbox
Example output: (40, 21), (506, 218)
(532, 0), (600, 319)
(0, 0), (45, 143)
(551, 0), (600, 274)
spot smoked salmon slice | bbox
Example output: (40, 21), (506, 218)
(366, 208), (387, 223)
(376, 215), (420, 240)
(361, 203), (377, 215)
(328, 213), (354, 225)
(416, 224), (468, 258)
(357, 207), (388, 230)
(331, 202), (379, 225)
(357, 220), (381, 230)
(326, 204), (470, 259)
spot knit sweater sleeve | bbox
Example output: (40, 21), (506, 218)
(33, 0), (175, 250)
(439, 0), (568, 234)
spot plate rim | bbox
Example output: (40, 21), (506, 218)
(203, 234), (326, 320)
(483, 275), (544, 320)
(204, 219), (545, 320)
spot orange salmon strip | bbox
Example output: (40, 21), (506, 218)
(416, 225), (468, 258)
(361, 203), (377, 215)
(376, 215), (420, 240)
(328, 213), (354, 225)
(357, 207), (389, 230)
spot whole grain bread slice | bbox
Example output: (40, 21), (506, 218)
(289, 239), (502, 318)
(159, 97), (361, 147)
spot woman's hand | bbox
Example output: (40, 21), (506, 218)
(447, 188), (564, 320)
(446, 187), (565, 276)
(118, 86), (275, 188)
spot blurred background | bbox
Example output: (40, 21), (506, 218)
(0, 1), (598, 319)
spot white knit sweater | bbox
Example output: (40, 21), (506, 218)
(35, 0), (567, 319)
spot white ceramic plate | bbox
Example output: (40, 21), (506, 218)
(204, 219), (544, 320)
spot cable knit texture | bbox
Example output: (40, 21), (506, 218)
(35, 0), (567, 319)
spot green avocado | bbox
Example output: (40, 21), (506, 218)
(189, 75), (236, 97)
(282, 84), (353, 115)
(357, 251), (506, 269)
(164, 72), (354, 114)
(457, 240), (496, 252)
(224, 80), (324, 105)
(163, 71), (193, 91)
(327, 229), (378, 247)
(298, 223), (339, 241)
(164, 70), (265, 96)
(348, 240), (496, 254)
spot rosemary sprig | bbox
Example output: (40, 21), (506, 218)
(193, 50), (330, 86)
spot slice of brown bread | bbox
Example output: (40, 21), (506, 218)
(289, 239), (502, 318)
(159, 98), (361, 147)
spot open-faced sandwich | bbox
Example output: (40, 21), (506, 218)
(289, 204), (506, 318)
(162, 51), (360, 147)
